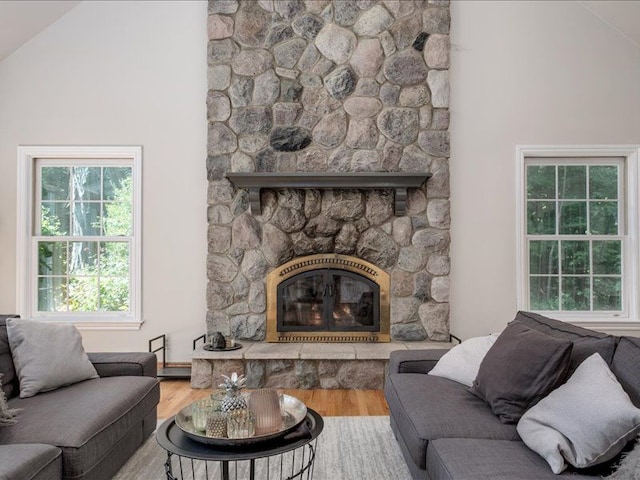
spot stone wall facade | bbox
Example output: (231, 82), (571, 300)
(206, 0), (451, 342)
(193, 357), (386, 390)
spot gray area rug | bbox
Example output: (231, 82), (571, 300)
(113, 416), (413, 480)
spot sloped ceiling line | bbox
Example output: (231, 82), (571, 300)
(578, 0), (640, 50)
(0, 1), (80, 63)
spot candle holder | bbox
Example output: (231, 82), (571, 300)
(226, 409), (256, 439)
(206, 411), (228, 438)
(191, 398), (216, 432)
(249, 389), (282, 435)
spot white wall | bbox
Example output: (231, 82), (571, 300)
(1, 0), (639, 360)
(449, 1), (640, 339)
(0, 1), (208, 361)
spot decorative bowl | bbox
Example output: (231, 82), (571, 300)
(175, 393), (307, 446)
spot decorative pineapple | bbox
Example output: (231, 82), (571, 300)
(219, 372), (248, 413)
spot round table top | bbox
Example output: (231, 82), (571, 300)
(156, 408), (323, 462)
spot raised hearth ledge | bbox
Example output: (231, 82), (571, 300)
(191, 340), (453, 390)
(225, 172), (431, 216)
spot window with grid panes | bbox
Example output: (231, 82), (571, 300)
(37, 162), (133, 313)
(17, 146), (141, 327)
(525, 160), (624, 313)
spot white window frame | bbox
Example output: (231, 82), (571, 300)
(17, 146), (142, 330)
(516, 145), (640, 330)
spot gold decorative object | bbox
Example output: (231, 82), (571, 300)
(206, 412), (227, 438)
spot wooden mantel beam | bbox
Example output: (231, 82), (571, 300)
(225, 172), (431, 216)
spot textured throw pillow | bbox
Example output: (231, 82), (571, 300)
(7, 319), (98, 398)
(470, 321), (573, 424)
(605, 435), (640, 480)
(0, 374), (19, 426)
(428, 334), (499, 387)
(517, 354), (640, 474)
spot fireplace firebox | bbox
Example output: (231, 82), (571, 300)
(266, 254), (390, 343)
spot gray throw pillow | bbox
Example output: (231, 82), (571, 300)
(7, 319), (98, 398)
(518, 354), (640, 474)
(470, 321), (573, 424)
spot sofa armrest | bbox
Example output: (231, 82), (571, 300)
(388, 349), (449, 374)
(88, 352), (157, 378)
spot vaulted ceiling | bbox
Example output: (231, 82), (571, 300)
(0, 1), (80, 62)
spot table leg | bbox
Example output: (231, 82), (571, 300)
(164, 452), (176, 480)
(249, 458), (256, 480)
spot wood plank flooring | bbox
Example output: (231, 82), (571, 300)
(158, 379), (389, 419)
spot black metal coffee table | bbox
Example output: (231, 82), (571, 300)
(157, 408), (323, 480)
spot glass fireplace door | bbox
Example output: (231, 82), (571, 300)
(278, 269), (380, 332)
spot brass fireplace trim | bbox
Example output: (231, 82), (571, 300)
(266, 254), (391, 343)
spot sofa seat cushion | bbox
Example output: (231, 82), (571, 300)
(385, 373), (519, 470)
(0, 443), (62, 480)
(426, 439), (595, 480)
(0, 376), (159, 479)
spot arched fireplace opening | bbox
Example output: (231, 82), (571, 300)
(266, 254), (390, 343)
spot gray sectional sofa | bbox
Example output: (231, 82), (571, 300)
(0, 316), (160, 480)
(385, 311), (640, 480)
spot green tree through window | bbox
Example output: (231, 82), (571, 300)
(526, 163), (622, 312)
(37, 166), (132, 313)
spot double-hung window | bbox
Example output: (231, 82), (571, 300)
(517, 146), (640, 328)
(17, 146), (142, 329)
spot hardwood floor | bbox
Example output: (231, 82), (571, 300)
(158, 379), (389, 419)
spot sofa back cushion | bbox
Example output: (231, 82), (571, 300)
(0, 315), (20, 399)
(511, 311), (618, 371)
(611, 336), (640, 408)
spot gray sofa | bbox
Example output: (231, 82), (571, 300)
(385, 311), (640, 480)
(0, 316), (160, 480)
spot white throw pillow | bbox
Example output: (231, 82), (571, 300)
(7, 319), (98, 398)
(517, 353), (640, 474)
(428, 334), (498, 387)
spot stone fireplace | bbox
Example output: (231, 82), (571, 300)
(206, 0), (451, 346)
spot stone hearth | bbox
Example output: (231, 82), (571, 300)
(191, 339), (453, 390)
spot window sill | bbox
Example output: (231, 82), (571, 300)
(32, 318), (143, 331)
(73, 320), (143, 331)
(570, 319), (640, 331)
(533, 312), (640, 331)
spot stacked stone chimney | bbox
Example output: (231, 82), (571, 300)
(206, 0), (451, 343)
